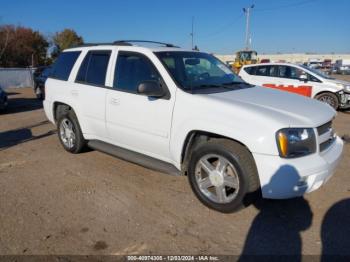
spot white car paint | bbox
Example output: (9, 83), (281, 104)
(44, 45), (344, 199)
(239, 62), (350, 109)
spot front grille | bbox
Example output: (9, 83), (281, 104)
(317, 120), (335, 152)
(317, 121), (332, 136)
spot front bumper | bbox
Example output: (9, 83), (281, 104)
(43, 99), (55, 123)
(253, 136), (344, 199)
(339, 91), (350, 109)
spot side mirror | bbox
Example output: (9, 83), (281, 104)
(137, 80), (165, 98)
(299, 74), (308, 82)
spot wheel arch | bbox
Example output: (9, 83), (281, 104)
(53, 101), (76, 124)
(180, 130), (254, 175)
(314, 90), (339, 98)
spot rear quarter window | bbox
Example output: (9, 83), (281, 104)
(244, 66), (255, 75)
(49, 51), (81, 81)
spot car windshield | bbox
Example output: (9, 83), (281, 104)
(155, 51), (247, 91)
(300, 64), (335, 80)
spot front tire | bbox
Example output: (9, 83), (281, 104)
(187, 139), (260, 213)
(315, 92), (339, 110)
(57, 109), (86, 154)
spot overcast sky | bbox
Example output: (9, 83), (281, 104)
(1, 0), (349, 54)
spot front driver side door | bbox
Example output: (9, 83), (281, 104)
(105, 51), (175, 162)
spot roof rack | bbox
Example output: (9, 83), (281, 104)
(113, 40), (179, 48)
(74, 40), (179, 48)
(74, 42), (130, 48)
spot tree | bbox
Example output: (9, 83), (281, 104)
(51, 29), (83, 58)
(0, 25), (49, 67)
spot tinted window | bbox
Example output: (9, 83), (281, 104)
(289, 66), (304, 79)
(256, 66), (268, 76)
(269, 66), (278, 77)
(76, 51), (111, 86)
(277, 66), (289, 78)
(277, 66), (313, 80)
(244, 66), (256, 75)
(50, 51), (81, 80)
(114, 52), (161, 93)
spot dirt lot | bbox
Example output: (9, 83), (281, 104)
(0, 77), (349, 256)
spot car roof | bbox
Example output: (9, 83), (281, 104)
(243, 62), (302, 68)
(64, 41), (194, 53)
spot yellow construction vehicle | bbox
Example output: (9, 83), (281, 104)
(232, 50), (258, 74)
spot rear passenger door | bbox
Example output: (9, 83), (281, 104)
(74, 50), (113, 139)
(242, 65), (278, 86)
(105, 51), (175, 161)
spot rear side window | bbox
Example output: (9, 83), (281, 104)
(256, 66), (268, 76)
(76, 51), (111, 86)
(114, 52), (161, 93)
(50, 51), (81, 81)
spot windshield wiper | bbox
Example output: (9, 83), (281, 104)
(191, 82), (251, 91)
(194, 84), (224, 88)
(222, 81), (246, 86)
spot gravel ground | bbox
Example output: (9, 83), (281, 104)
(0, 77), (349, 256)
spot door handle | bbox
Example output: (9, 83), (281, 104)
(110, 97), (120, 105)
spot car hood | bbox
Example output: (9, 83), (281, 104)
(324, 78), (350, 88)
(206, 86), (335, 127)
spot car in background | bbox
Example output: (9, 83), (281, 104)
(335, 59), (350, 75)
(33, 66), (51, 100)
(260, 58), (270, 63)
(307, 59), (322, 69)
(0, 87), (8, 111)
(239, 62), (350, 110)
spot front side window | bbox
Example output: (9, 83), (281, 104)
(50, 51), (81, 81)
(300, 65), (331, 81)
(155, 51), (247, 92)
(277, 66), (289, 78)
(76, 51), (111, 86)
(289, 66), (305, 79)
(113, 52), (161, 93)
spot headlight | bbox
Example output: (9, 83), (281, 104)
(276, 128), (316, 158)
(336, 83), (350, 92)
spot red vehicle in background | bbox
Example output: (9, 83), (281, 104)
(260, 58), (270, 63)
(322, 59), (332, 74)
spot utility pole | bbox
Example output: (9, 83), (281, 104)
(243, 4), (254, 51)
(0, 17), (10, 62)
(190, 16), (194, 50)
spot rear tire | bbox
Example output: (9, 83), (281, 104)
(57, 108), (86, 154)
(315, 92), (339, 110)
(187, 139), (260, 213)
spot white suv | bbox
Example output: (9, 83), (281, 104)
(44, 41), (344, 213)
(239, 62), (350, 110)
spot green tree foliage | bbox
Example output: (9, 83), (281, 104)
(0, 25), (49, 67)
(52, 29), (83, 58)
